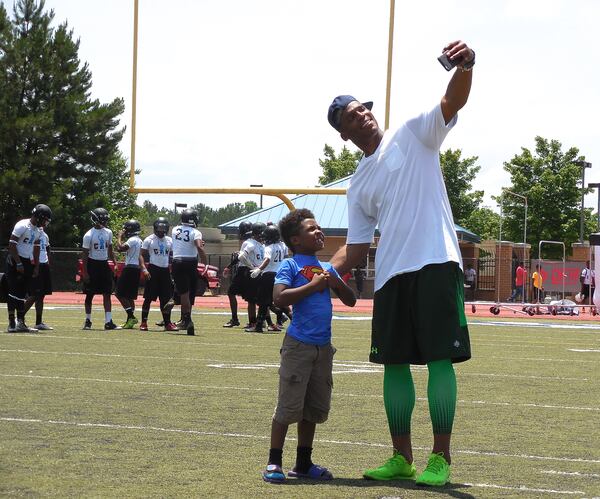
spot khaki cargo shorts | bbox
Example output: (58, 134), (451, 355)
(273, 334), (336, 425)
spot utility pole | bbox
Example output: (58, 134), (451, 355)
(575, 160), (592, 243)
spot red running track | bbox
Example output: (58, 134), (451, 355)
(43, 293), (600, 321)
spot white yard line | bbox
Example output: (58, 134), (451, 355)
(2, 416), (599, 467)
(2, 373), (598, 412)
(541, 470), (600, 478)
(0, 349), (593, 382)
(461, 482), (584, 495)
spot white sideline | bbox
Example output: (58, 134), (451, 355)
(542, 470), (600, 478)
(0, 349), (591, 381)
(2, 416), (600, 467)
(462, 483), (584, 495)
(5, 329), (600, 356)
(1, 373), (598, 412)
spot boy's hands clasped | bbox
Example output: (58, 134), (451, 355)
(310, 271), (330, 292)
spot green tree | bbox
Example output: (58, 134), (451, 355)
(502, 136), (593, 256)
(440, 149), (483, 225)
(0, 0), (130, 246)
(318, 144), (362, 185)
(463, 207), (501, 241)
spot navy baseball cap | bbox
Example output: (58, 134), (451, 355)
(327, 95), (373, 132)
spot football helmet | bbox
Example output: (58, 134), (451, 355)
(123, 219), (141, 237)
(250, 222), (267, 241)
(180, 209), (199, 227)
(153, 217), (170, 237)
(262, 225), (280, 245)
(238, 221), (252, 241)
(90, 207), (110, 227)
(31, 204), (52, 226)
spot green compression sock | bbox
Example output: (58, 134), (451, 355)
(383, 364), (415, 435)
(427, 359), (457, 434)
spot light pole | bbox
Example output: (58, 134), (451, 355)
(575, 160), (592, 243)
(588, 182), (600, 231)
(498, 189), (528, 304)
(250, 184), (263, 209)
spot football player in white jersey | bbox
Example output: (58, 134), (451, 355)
(238, 222), (265, 329)
(115, 220), (147, 329)
(6, 204), (50, 332)
(140, 217), (176, 331)
(223, 221), (252, 328)
(81, 208), (119, 330)
(248, 225), (290, 332)
(171, 209), (207, 336)
(24, 227), (53, 330)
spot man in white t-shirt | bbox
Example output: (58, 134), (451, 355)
(171, 209), (207, 336)
(579, 260), (595, 304)
(329, 40), (475, 487)
(6, 204), (51, 332)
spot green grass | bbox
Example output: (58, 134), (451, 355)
(1, 306), (599, 498)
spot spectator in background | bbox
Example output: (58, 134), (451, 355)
(508, 261), (526, 303)
(532, 264), (544, 304)
(579, 260), (595, 312)
(464, 263), (476, 302)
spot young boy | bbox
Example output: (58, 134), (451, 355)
(262, 209), (356, 483)
(114, 220), (147, 329)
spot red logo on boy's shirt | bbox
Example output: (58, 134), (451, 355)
(300, 265), (324, 281)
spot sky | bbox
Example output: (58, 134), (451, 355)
(29, 0), (600, 213)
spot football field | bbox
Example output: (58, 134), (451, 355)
(1, 306), (599, 498)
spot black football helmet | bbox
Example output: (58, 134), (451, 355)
(153, 217), (170, 237)
(238, 221), (252, 241)
(180, 209), (198, 227)
(262, 225), (280, 245)
(91, 207), (110, 227)
(123, 219), (141, 237)
(250, 222), (267, 241)
(31, 204), (52, 226)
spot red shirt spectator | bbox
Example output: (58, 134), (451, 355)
(515, 265), (526, 287)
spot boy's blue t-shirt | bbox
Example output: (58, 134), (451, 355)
(274, 254), (340, 346)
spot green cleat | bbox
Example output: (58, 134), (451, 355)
(415, 452), (450, 486)
(121, 317), (139, 329)
(363, 451), (416, 481)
